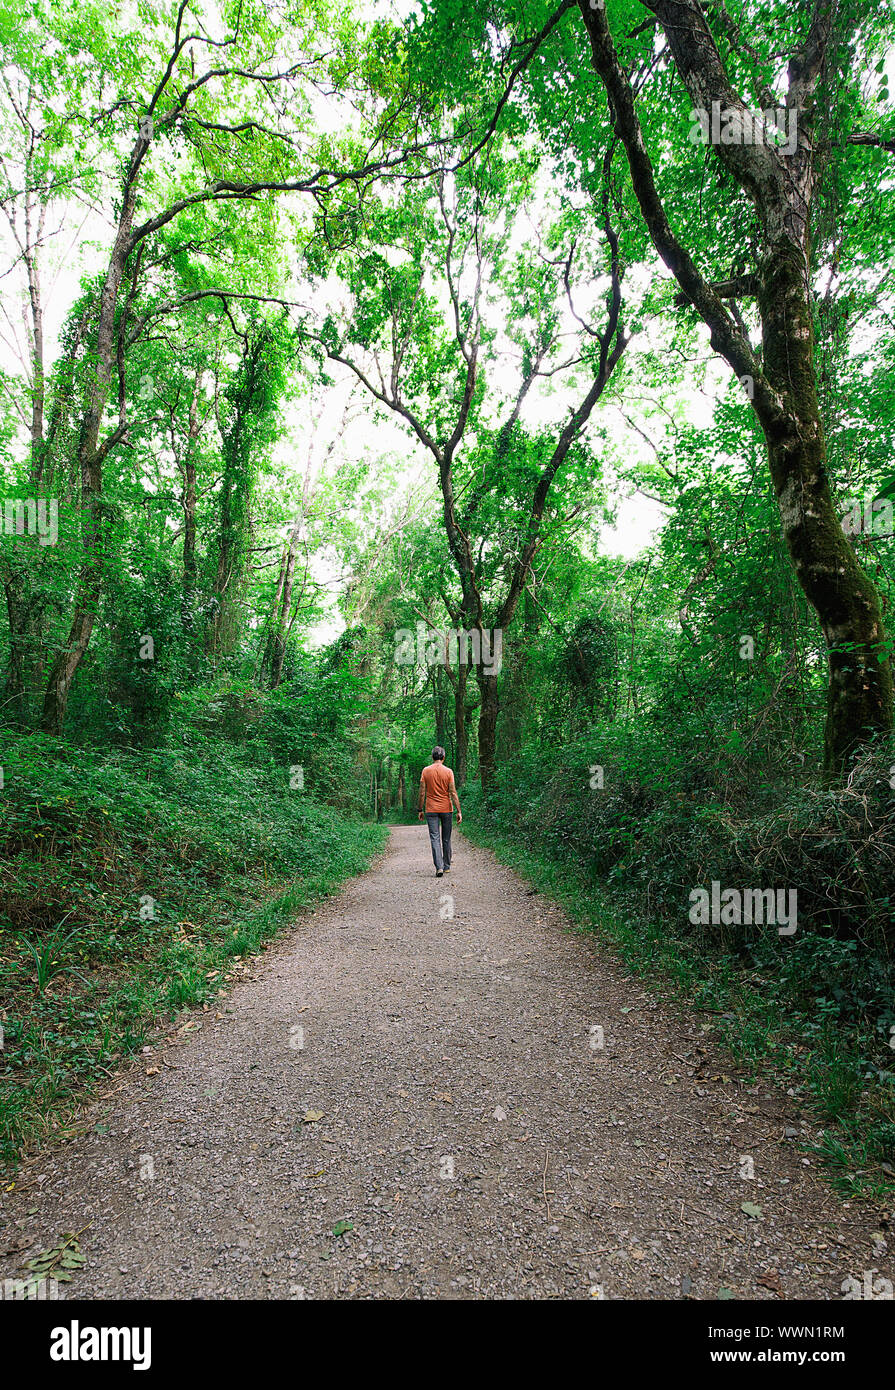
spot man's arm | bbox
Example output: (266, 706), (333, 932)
(450, 773), (462, 823)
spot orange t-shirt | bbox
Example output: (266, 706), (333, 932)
(420, 762), (456, 813)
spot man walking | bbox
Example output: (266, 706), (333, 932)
(417, 746), (462, 877)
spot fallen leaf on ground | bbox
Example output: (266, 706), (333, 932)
(25, 1235), (86, 1286)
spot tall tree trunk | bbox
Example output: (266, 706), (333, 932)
(433, 664), (449, 750)
(208, 463), (237, 657)
(181, 448), (198, 631)
(3, 577), (27, 722)
(579, 0), (892, 773)
(268, 519), (303, 689)
(180, 369), (203, 635)
(24, 207), (47, 480)
(40, 126), (147, 732)
(1, 164), (56, 716)
(208, 326), (277, 659)
(759, 253), (891, 770)
(453, 661), (469, 786)
(476, 672), (499, 793)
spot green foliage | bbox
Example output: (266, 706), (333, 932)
(2, 0), (895, 1200)
(0, 724), (384, 1162)
(17, 912), (90, 995)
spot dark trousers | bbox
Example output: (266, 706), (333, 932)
(426, 811), (453, 870)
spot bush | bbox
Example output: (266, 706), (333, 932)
(0, 729), (384, 1163)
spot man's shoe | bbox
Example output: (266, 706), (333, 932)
(436, 869), (444, 877)
(443, 865), (451, 871)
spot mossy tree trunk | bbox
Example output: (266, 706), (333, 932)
(579, 0), (892, 774)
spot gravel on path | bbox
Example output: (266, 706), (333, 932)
(1, 825), (890, 1300)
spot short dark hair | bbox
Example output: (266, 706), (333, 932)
(432, 746), (446, 761)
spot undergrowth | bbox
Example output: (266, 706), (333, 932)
(0, 734), (385, 1164)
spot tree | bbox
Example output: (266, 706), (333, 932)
(575, 0), (893, 772)
(22, 0), (441, 731)
(207, 319), (287, 658)
(319, 144), (628, 786)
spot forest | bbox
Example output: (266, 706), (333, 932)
(1, 0), (894, 1219)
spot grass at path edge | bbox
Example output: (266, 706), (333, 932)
(460, 819), (894, 1202)
(1, 820), (387, 1169)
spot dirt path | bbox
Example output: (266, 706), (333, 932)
(1, 826), (890, 1300)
